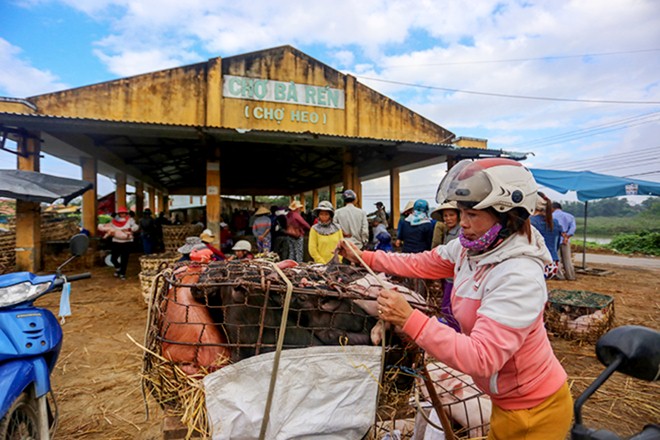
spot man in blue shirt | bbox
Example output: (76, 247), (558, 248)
(552, 202), (577, 280)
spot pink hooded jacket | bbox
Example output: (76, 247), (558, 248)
(362, 228), (567, 410)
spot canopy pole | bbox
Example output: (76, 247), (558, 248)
(582, 201), (588, 269)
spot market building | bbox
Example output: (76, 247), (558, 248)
(0, 45), (525, 271)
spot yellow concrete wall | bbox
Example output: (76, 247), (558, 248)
(0, 100), (35, 114)
(454, 137), (488, 149)
(24, 46), (454, 142)
(28, 65), (208, 125)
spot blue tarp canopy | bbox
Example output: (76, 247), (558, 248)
(530, 168), (659, 270)
(530, 168), (660, 202)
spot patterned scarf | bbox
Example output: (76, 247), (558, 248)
(312, 220), (340, 236)
(459, 223), (503, 252)
(405, 209), (431, 226)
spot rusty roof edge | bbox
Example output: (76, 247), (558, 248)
(0, 111), (528, 159)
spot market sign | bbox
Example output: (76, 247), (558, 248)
(223, 75), (345, 109)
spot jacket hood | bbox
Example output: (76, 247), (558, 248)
(470, 227), (552, 268)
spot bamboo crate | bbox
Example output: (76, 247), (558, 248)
(162, 225), (204, 253)
(544, 289), (615, 343)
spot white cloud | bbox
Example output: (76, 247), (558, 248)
(0, 38), (68, 96)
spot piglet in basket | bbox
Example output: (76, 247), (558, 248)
(420, 360), (491, 438)
(160, 266), (231, 375)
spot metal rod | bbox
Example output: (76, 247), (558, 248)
(582, 201), (588, 269)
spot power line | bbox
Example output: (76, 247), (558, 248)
(624, 170), (660, 177)
(354, 76), (660, 105)
(510, 112), (660, 149)
(551, 148), (660, 170)
(549, 146), (659, 167)
(383, 48), (660, 68)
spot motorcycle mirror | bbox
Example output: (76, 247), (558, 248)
(596, 325), (660, 382)
(69, 234), (90, 257)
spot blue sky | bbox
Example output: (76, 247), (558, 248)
(1, 0), (659, 208)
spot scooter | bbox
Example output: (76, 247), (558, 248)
(572, 325), (660, 440)
(0, 234), (91, 439)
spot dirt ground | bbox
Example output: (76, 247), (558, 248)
(34, 255), (659, 439)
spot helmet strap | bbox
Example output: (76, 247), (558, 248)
(459, 223), (503, 252)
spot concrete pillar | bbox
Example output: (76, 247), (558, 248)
(389, 168), (400, 229)
(353, 166), (361, 208)
(81, 157), (98, 238)
(148, 188), (156, 212)
(162, 194), (169, 216)
(312, 189), (319, 210)
(15, 135), (41, 272)
(299, 192), (306, 211)
(115, 172), (127, 210)
(329, 184), (337, 208)
(342, 149), (353, 193)
(206, 155), (221, 245)
(135, 181), (144, 214)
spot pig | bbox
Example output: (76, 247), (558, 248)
(200, 284), (324, 362)
(565, 309), (606, 335)
(160, 267), (231, 375)
(347, 273), (427, 318)
(276, 292), (377, 346)
(420, 361), (492, 438)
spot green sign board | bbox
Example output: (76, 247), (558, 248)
(223, 75), (345, 109)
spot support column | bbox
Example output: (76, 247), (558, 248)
(329, 184), (337, 208)
(353, 166), (361, 208)
(115, 172), (127, 210)
(135, 181), (144, 214)
(299, 192), (306, 211)
(16, 135), (41, 272)
(161, 194), (169, 216)
(390, 168), (400, 229)
(81, 157), (98, 238)
(342, 149), (353, 192)
(206, 153), (221, 245)
(251, 195), (256, 209)
(148, 188), (156, 212)
(312, 189), (319, 209)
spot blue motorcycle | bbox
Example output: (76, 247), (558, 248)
(0, 234), (90, 439)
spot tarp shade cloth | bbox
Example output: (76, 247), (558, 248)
(204, 346), (381, 440)
(0, 169), (92, 204)
(530, 169), (660, 202)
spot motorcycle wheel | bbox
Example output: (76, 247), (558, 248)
(0, 392), (40, 439)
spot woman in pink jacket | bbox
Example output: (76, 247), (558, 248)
(339, 158), (572, 440)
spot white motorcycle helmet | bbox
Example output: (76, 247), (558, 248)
(232, 240), (252, 252)
(436, 158), (538, 215)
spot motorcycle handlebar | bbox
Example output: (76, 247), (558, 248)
(51, 273), (92, 289)
(66, 273), (92, 282)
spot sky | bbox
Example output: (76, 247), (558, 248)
(1, 0), (659, 210)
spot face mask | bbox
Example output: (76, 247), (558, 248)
(459, 223), (503, 252)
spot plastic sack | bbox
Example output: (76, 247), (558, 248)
(204, 345), (382, 439)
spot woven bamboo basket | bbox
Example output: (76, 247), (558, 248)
(0, 230), (16, 275)
(41, 217), (80, 242)
(139, 270), (161, 304)
(139, 252), (181, 273)
(162, 225), (204, 253)
(544, 289), (615, 343)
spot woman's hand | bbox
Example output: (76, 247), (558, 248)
(377, 289), (414, 328)
(337, 239), (362, 263)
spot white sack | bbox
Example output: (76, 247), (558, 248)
(204, 346), (382, 440)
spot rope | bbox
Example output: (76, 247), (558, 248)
(258, 262), (294, 440)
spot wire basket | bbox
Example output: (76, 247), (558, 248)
(142, 260), (434, 436)
(544, 289), (615, 343)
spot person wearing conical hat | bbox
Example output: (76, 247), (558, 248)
(308, 201), (343, 264)
(285, 200), (311, 262)
(252, 206), (272, 253)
